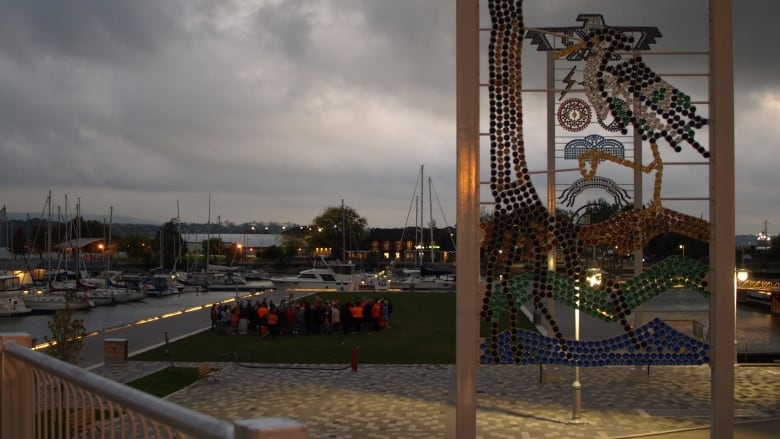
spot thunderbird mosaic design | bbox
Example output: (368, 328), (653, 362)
(481, 1), (711, 367)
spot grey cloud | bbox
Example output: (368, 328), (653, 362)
(0, 0), (178, 65)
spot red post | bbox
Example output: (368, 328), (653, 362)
(351, 346), (359, 372)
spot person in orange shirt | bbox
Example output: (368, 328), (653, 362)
(230, 305), (240, 335)
(257, 302), (269, 336)
(267, 310), (279, 340)
(350, 303), (364, 332)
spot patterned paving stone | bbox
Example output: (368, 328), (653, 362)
(92, 362), (780, 438)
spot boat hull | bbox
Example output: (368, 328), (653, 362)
(0, 294), (32, 316)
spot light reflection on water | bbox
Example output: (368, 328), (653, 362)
(637, 289), (780, 354)
(0, 290), (245, 343)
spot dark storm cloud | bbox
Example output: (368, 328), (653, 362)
(0, 0), (177, 64)
(734, 3), (779, 89)
(0, 1), (775, 233)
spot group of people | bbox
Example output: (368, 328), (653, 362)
(209, 296), (393, 337)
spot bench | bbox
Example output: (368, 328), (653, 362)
(68, 409), (99, 437)
(198, 363), (221, 382)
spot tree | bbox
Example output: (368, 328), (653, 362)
(309, 205), (368, 258)
(12, 227), (27, 258)
(119, 232), (152, 259)
(44, 304), (86, 364)
(202, 237), (225, 262)
(151, 220), (187, 269)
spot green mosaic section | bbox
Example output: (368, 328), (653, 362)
(487, 255), (709, 323)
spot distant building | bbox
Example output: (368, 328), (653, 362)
(180, 233), (283, 257)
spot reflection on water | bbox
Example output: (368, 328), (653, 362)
(549, 288), (780, 355)
(0, 290), (246, 342)
(637, 289), (780, 354)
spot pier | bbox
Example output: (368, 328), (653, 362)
(737, 277), (780, 316)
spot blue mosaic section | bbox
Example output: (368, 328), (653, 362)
(480, 319), (709, 366)
(564, 134), (625, 160)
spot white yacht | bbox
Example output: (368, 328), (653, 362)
(0, 274), (32, 316)
(270, 257), (360, 291)
(21, 288), (95, 313)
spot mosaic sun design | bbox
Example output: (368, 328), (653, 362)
(481, 1), (711, 367)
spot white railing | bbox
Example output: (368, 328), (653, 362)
(1, 334), (307, 439)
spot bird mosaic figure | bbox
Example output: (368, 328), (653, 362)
(558, 22), (709, 157)
(554, 20), (710, 213)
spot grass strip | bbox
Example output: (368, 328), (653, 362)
(125, 366), (200, 397)
(131, 292), (534, 364)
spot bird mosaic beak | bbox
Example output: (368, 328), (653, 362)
(553, 39), (591, 60)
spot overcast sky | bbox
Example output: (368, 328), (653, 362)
(0, 1), (775, 235)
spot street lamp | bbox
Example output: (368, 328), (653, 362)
(571, 269), (601, 423)
(679, 244), (685, 258)
(735, 268), (748, 363)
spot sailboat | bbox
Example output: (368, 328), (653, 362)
(22, 193), (96, 312)
(393, 165), (456, 291)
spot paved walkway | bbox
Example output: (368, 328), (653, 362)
(91, 360), (780, 438)
(74, 289), (780, 438)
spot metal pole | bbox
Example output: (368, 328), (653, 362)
(572, 297), (582, 422)
(545, 51), (560, 384)
(709, 0), (736, 437)
(455, 0), (479, 437)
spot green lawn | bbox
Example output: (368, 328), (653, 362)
(131, 292), (535, 364)
(126, 366), (200, 397)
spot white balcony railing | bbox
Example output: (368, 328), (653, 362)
(1, 333), (307, 439)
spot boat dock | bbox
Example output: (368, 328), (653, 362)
(737, 276), (780, 316)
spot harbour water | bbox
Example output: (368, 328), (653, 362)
(540, 288), (780, 358)
(0, 289), (249, 343)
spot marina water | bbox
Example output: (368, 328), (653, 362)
(0, 290), (246, 343)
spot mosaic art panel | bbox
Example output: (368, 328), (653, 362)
(481, 0), (711, 367)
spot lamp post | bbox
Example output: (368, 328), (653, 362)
(735, 269), (748, 363)
(571, 270), (602, 422)
(679, 244), (685, 258)
(572, 285), (582, 423)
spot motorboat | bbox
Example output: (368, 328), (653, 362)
(394, 271), (456, 292)
(392, 264), (456, 292)
(270, 257), (361, 291)
(0, 274), (32, 316)
(21, 288), (95, 313)
(139, 274), (179, 297)
(243, 269), (271, 281)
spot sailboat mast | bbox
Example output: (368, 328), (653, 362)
(429, 176), (434, 263)
(107, 206), (113, 273)
(76, 198), (82, 279)
(159, 220), (164, 270)
(420, 165), (424, 265)
(46, 191), (52, 275)
(206, 193), (211, 273)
